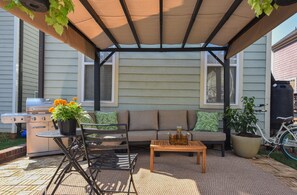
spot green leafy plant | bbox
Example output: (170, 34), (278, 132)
(248, 0), (278, 17)
(49, 97), (85, 121)
(4, 0), (74, 35)
(225, 96), (258, 137)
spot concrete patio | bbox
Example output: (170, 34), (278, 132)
(0, 149), (296, 195)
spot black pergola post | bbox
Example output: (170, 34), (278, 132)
(223, 56), (231, 149)
(94, 49), (101, 111)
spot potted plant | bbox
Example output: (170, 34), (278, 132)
(225, 96), (262, 158)
(49, 97), (85, 135)
(4, 0), (74, 35)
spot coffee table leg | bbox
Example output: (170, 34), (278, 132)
(150, 147), (154, 172)
(197, 151), (200, 165)
(202, 149), (206, 173)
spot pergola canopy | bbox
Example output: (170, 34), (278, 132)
(1, 0), (297, 59)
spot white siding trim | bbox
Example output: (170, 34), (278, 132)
(11, 17), (20, 133)
(79, 53), (119, 107)
(200, 51), (242, 109)
(265, 32), (272, 137)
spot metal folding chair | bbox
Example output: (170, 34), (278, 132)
(80, 123), (138, 194)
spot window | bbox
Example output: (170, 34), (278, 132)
(80, 52), (118, 106)
(201, 51), (240, 106)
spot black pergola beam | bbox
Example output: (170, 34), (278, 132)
(203, 0), (242, 47)
(80, 0), (120, 48)
(159, 0), (163, 49)
(101, 46), (227, 52)
(208, 51), (224, 66)
(94, 49), (101, 111)
(182, 0), (203, 48)
(120, 0), (141, 48)
(223, 56), (231, 149)
(100, 51), (115, 67)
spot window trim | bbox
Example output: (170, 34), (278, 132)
(78, 53), (119, 107)
(200, 51), (243, 109)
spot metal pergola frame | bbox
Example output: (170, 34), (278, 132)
(79, 0), (274, 149)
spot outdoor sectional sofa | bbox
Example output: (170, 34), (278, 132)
(89, 110), (226, 157)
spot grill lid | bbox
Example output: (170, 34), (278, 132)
(26, 98), (53, 113)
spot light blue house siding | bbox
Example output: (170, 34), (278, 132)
(43, 34), (270, 135)
(0, 9), (15, 133)
(0, 9), (39, 133)
(22, 22), (39, 111)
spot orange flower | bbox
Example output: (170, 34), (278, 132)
(54, 99), (60, 106)
(61, 99), (67, 105)
(72, 97), (77, 101)
(68, 101), (75, 105)
(49, 107), (55, 113)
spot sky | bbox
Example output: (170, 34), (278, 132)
(272, 13), (297, 45)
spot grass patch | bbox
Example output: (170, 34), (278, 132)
(0, 134), (26, 150)
(258, 148), (297, 170)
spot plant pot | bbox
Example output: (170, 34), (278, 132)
(275, 0), (297, 6)
(231, 134), (262, 158)
(20, 0), (49, 12)
(58, 119), (77, 136)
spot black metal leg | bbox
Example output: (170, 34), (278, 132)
(45, 155), (67, 190)
(53, 138), (101, 195)
(221, 143), (225, 157)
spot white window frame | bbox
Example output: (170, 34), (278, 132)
(78, 53), (119, 107)
(200, 51), (243, 109)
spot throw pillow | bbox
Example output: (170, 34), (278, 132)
(77, 113), (96, 128)
(95, 111), (118, 130)
(193, 111), (219, 132)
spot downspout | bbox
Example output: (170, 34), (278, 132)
(16, 20), (24, 135)
(11, 17), (20, 134)
(38, 31), (45, 98)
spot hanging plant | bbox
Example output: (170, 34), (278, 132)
(247, 0), (278, 17)
(4, 0), (74, 36)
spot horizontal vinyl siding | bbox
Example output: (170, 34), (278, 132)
(0, 9), (14, 132)
(243, 36), (267, 128)
(44, 35), (78, 100)
(22, 22), (39, 111)
(110, 52), (200, 111)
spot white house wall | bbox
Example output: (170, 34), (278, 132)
(0, 9), (15, 133)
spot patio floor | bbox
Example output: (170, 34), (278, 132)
(0, 149), (296, 195)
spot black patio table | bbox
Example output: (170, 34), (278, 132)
(36, 130), (100, 195)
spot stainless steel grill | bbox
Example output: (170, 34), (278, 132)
(1, 98), (67, 157)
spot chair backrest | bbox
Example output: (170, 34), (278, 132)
(80, 123), (131, 166)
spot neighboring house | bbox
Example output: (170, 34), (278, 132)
(272, 29), (297, 92)
(0, 9), (39, 133)
(0, 10), (271, 137)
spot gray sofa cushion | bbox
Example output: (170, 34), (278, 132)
(159, 110), (188, 130)
(117, 110), (129, 129)
(157, 130), (191, 140)
(191, 131), (226, 141)
(129, 110), (158, 130)
(128, 130), (157, 142)
(187, 110), (197, 130)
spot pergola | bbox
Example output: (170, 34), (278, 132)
(1, 0), (297, 148)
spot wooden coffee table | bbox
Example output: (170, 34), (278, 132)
(150, 140), (207, 173)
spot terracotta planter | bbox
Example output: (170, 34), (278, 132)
(58, 119), (77, 136)
(231, 134), (262, 158)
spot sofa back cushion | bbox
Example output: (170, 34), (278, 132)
(129, 110), (158, 130)
(117, 110), (129, 129)
(187, 110), (197, 130)
(159, 110), (188, 130)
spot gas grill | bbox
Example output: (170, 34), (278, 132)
(1, 98), (67, 157)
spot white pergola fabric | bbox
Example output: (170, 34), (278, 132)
(1, 0), (297, 59)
